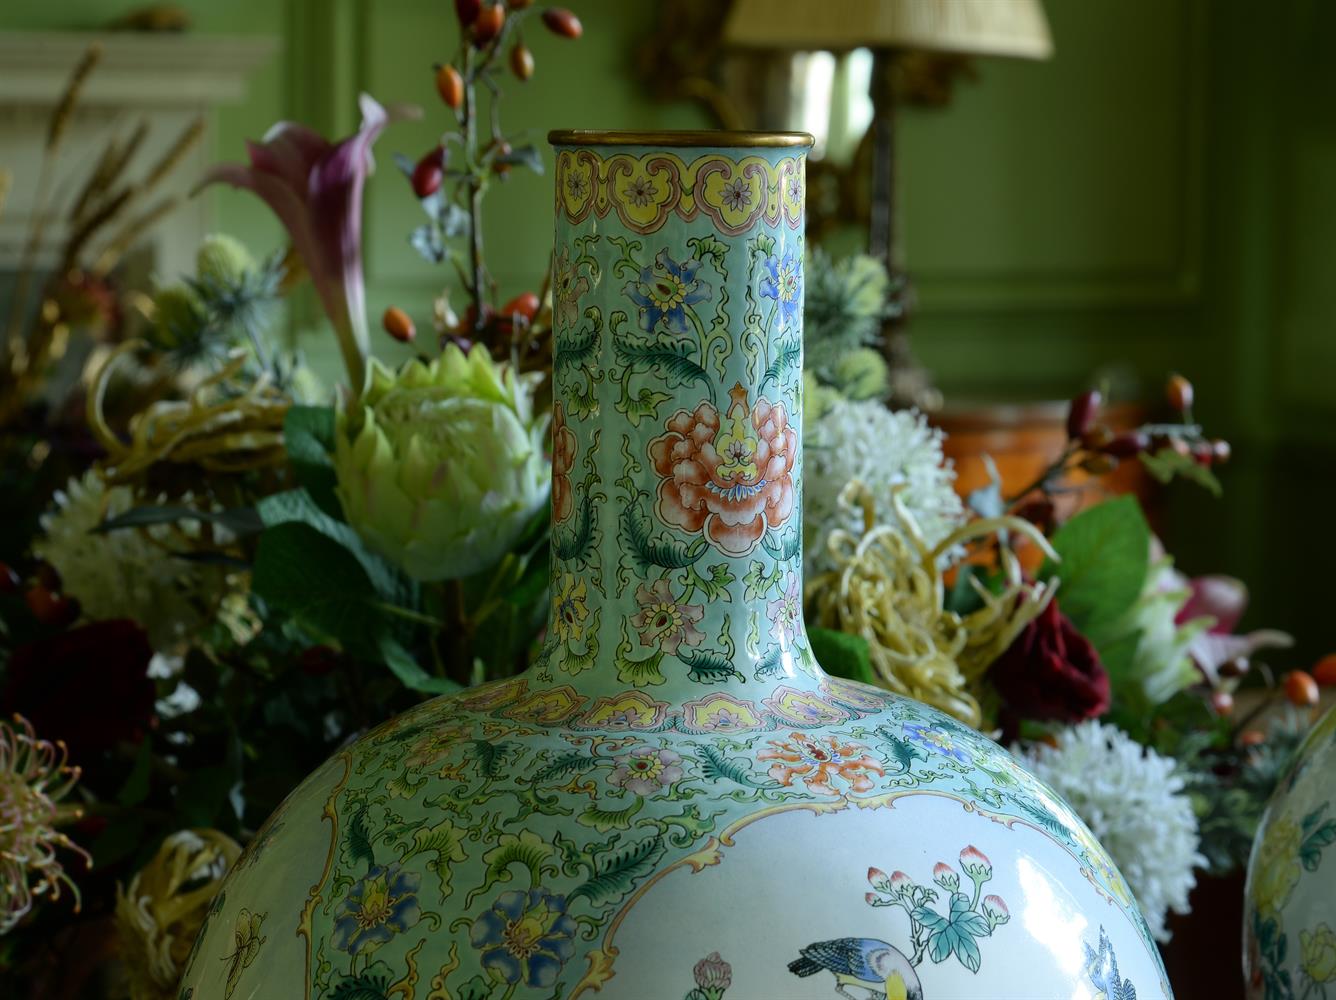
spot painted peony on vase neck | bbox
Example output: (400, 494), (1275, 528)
(179, 131), (1173, 1000)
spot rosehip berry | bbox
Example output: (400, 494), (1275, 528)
(382, 306), (416, 344)
(509, 42), (534, 80)
(411, 147), (445, 198)
(0, 561), (19, 594)
(1312, 653), (1336, 687)
(1219, 657), (1248, 679)
(473, 3), (505, 44)
(1210, 690), (1234, 716)
(541, 7), (583, 38)
(1166, 373), (1194, 412)
(490, 139), (513, 175)
(1193, 442), (1215, 467)
(1066, 389), (1101, 440)
(455, 0), (481, 26)
(500, 291), (540, 322)
(435, 64), (464, 109)
(1104, 430), (1150, 458)
(25, 585), (79, 627)
(1283, 669), (1319, 707)
(1212, 439), (1232, 464)
(1168, 437), (1192, 458)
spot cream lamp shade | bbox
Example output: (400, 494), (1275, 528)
(722, 0), (1054, 59)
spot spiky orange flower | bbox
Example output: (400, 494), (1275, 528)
(0, 714), (89, 934)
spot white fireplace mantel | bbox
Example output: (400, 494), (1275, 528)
(0, 31), (277, 107)
(0, 31), (277, 271)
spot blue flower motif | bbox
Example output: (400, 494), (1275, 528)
(331, 864), (422, 957)
(903, 722), (971, 763)
(470, 888), (579, 988)
(759, 253), (802, 329)
(624, 249), (712, 335)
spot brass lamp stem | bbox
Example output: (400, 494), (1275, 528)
(869, 47), (939, 411)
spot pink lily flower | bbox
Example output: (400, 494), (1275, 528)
(1172, 571), (1292, 686)
(199, 94), (419, 393)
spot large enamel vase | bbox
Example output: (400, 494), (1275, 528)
(179, 130), (1171, 1000)
(1244, 704), (1336, 997)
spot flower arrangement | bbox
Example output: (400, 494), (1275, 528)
(0, 6), (582, 992)
(0, 6), (1330, 994)
(799, 251), (1331, 941)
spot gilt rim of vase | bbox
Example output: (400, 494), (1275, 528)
(546, 128), (815, 149)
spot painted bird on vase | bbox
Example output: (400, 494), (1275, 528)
(788, 938), (924, 1000)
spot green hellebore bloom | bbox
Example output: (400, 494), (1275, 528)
(334, 344), (550, 581)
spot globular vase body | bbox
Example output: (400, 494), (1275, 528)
(180, 131), (1170, 1000)
(1245, 705), (1336, 998)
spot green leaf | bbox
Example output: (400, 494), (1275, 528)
(258, 490), (418, 610)
(345, 808), (376, 871)
(577, 798), (644, 832)
(283, 405), (341, 516)
(1140, 446), (1223, 497)
(613, 337), (710, 389)
(407, 818), (468, 900)
(619, 503), (701, 573)
(380, 636), (459, 695)
(678, 647), (744, 684)
(1039, 496), (1150, 630)
(761, 338), (802, 387)
(464, 831), (554, 909)
(530, 752), (594, 785)
(953, 925), (982, 972)
(95, 504), (263, 537)
(569, 836), (665, 907)
(808, 627), (875, 685)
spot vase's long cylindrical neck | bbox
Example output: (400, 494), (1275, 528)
(544, 139), (814, 697)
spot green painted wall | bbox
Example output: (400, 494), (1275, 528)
(3, 0), (1330, 663)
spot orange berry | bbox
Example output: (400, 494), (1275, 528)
(473, 3), (505, 45)
(435, 64), (464, 109)
(1239, 729), (1267, 748)
(25, 585), (79, 627)
(509, 42), (534, 81)
(1283, 669), (1319, 707)
(1210, 690), (1234, 716)
(382, 306), (416, 344)
(500, 291), (540, 322)
(541, 7), (582, 38)
(1167, 373), (1194, 412)
(1313, 653), (1336, 687)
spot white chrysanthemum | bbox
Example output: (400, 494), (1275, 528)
(1020, 721), (1204, 942)
(803, 398), (964, 572)
(33, 471), (230, 652)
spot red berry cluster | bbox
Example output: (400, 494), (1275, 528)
(1063, 374), (1231, 474)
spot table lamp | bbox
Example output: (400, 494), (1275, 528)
(723, 0), (1053, 407)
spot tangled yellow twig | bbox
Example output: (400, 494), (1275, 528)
(88, 343), (290, 482)
(806, 481), (1060, 728)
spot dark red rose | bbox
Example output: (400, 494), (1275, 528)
(1, 619), (155, 763)
(988, 598), (1110, 722)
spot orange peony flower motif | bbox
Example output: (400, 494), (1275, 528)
(551, 401), (577, 524)
(649, 383), (797, 556)
(758, 731), (885, 796)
